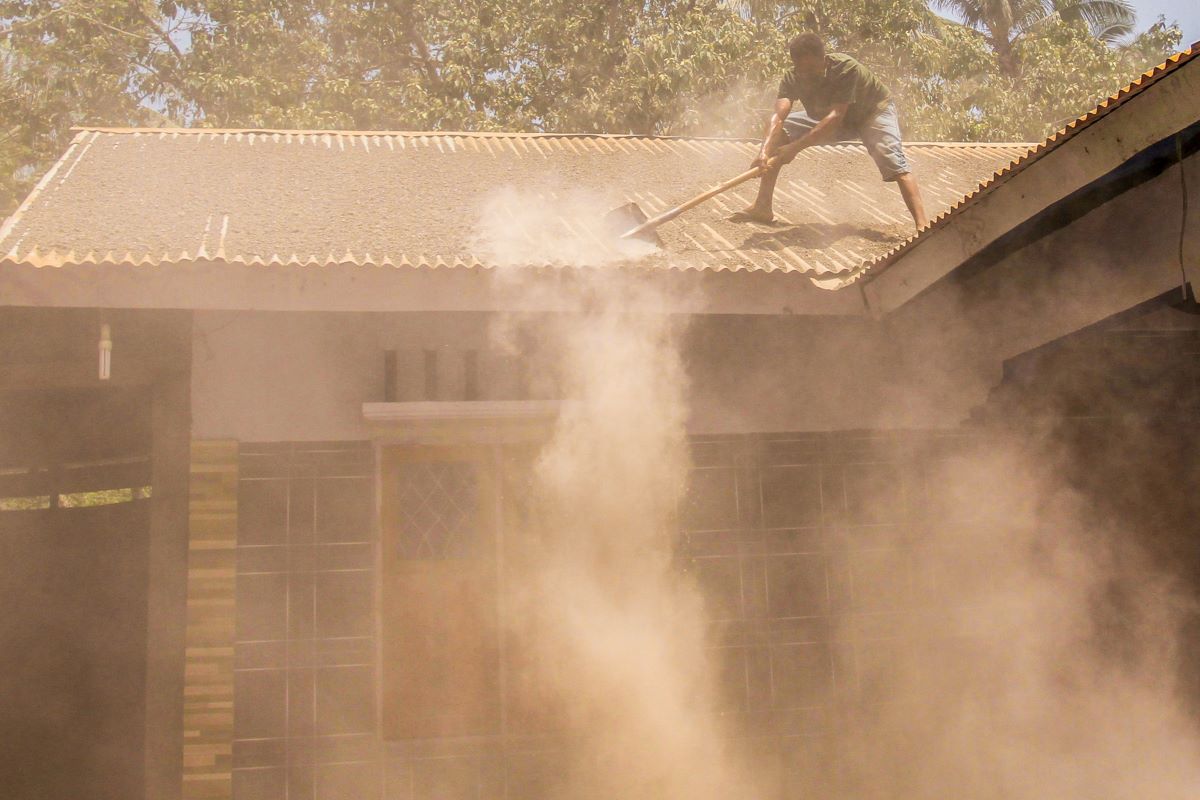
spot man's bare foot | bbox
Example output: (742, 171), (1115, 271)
(728, 206), (775, 224)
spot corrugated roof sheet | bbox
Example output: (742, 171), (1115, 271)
(0, 129), (1023, 277)
(827, 40), (1200, 290)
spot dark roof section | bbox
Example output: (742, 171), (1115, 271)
(0, 129), (1023, 276)
(818, 40), (1200, 291)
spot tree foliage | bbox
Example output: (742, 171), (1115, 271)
(933, 0), (1137, 76)
(0, 0), (1184, 213)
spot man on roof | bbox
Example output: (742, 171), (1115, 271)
(732, 33), (929, 230)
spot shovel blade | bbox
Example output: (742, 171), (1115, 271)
(604, 202), (661, 245)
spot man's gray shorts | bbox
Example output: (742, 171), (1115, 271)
(782, 101), (911, 182)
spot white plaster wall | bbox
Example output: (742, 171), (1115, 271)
(192, 310), (381, 441)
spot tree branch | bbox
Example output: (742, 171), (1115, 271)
(62, 10), (152, 41)
(131, 4), (186, 62)
(0, 2), (76, 38)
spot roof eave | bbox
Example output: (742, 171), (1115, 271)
(0, 258), (868, 316)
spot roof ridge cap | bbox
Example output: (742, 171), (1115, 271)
(69, 126), (1037, 148)
(70, 126), (762, 143)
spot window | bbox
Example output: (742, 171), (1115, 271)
(380, 447), (500, 739)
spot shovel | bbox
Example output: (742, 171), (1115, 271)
(604, 161), (771, 243)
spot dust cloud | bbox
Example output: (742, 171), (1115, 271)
(470, 188), (1200, 799)
(478, 188), (762, 798)
(475, 187), (657, 269)
(828, 437), (1200, 799)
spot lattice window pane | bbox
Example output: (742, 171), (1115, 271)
(393, 461), (479, 559)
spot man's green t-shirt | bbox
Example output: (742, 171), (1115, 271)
(777, 53), (891, 129)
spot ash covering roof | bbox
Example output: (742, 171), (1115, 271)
(0, 130), (1024, 278)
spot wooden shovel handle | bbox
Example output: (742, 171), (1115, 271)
(619, 165), (767, 239)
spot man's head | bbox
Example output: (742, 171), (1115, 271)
(788, 33), (826, 77)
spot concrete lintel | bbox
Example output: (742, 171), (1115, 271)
(364, 401), (558, 445)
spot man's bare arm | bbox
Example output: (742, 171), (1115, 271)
(753, 98), (793, 167)
(774, 102), (849, 163)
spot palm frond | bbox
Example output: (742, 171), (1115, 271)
(1012, 0), (1054, 36)
(1091, 19), (1135, 42)
(1052, 0), (1135, 41)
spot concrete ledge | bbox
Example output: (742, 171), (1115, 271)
(363, 400), (558, 422)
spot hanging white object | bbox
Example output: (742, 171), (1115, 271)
(99, 323), (112, 380)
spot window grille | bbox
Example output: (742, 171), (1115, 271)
(392, 461), (480, 559)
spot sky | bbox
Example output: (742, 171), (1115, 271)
(1132, 0), (1199, 46)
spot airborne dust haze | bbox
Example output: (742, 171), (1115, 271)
(478, 187), (760, 797)
(473, 188), (1200, 798)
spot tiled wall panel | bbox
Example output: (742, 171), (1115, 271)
(183, 441), (239, 800)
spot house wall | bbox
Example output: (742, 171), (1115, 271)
(191, 312), (382, 442)
(190, 310), (903, 441)
(213, 428), (1011, 800)
(185, 307), (983, 800)
(208, 302), (1200, 800)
